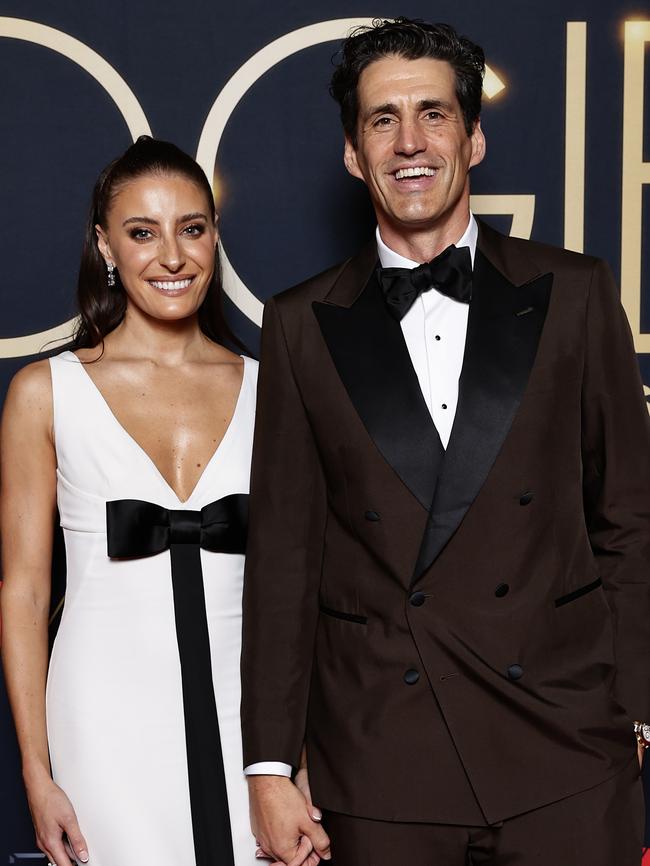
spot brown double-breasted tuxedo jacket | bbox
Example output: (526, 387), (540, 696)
(241, 220), (650, 825)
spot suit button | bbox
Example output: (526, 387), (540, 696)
(404, 669), (420, 685)
(507, 664), (523, 681)
(409, 591), (426, 607)
(519, 491), (534, 506)
(365, 510), (381, 521)
(495, 583), (509, 598)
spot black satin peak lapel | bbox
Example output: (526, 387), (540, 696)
(413, 251), (553, 580)
(313, 271), (444, 510)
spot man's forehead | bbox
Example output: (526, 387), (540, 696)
(357, 55), (457, 105)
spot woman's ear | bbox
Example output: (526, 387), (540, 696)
(95, 224), (113, 264)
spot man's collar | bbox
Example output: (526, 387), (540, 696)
(376, 213), (478, 270)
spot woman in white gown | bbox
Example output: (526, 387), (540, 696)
(0, 137), (260, 866)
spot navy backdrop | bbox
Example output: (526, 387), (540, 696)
(0, 0), (649, 858)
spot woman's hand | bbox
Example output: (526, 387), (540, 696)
(294, 756), (322, 825)
(26, 771), (88, 866)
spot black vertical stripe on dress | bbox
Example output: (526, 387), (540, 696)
(170, 540), (234, 865)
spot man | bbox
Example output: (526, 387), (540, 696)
(241, 18), (650, 866)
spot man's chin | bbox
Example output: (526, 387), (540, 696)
(385, 209), (450, 232)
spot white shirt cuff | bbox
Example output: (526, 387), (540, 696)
(244, 761), (293, 777)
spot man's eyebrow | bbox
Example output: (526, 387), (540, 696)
(121, 212), (208, 227)
(417, 98), (454, 113)
(364, 102), (399, 120)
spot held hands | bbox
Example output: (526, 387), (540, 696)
(249, 774), (330, 866)
(25, 770), (88, 866)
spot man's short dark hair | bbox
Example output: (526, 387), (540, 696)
(330, 18), (485, 145)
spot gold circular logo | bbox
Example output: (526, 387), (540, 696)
(196, 19), (381, 327)
(0, 17), (151, 359)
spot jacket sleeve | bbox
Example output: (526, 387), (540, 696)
(241, 296), (327, 768)
(581, 258), (650, 721)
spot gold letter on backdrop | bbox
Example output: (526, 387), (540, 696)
(622, 20), (650, 354)
(564, 22), (587, 253)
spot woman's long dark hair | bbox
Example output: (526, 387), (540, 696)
(72, 135), (245, 352)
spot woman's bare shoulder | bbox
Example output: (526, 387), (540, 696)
(3, 359), (53, 426)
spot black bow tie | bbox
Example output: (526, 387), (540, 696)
(378, 244), (473, 321)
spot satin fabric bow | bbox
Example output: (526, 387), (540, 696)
(106, 494), (248, 866)
(378, 243), (473, 321)
(106, 495), (248, 558)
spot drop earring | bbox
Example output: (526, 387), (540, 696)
(107, 261), (116, 288)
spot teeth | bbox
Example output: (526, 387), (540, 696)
(395, 167), (435, 180)
(149, 278), (193, 290)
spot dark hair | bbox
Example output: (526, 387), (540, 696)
(72, 135), (245, 352)
(330, 18), (485, 145)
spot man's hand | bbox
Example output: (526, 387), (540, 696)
(249, 775), (330, 866)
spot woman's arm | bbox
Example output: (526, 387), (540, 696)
(0, 360), (88, 866)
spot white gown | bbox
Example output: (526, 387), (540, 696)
(46, 350), (259, 866)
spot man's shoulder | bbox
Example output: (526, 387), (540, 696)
(270, 240), (377, 316)
(506, 234), (598, 270)
(479, 220), (602, 281)
(274, 259), (352, 306)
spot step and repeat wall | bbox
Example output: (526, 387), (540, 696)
(1, 0), (649, 858)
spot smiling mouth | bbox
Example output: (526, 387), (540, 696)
(394, 166), (436, 180)
(147, 277), (195, 291)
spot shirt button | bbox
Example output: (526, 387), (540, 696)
(519, 491), (534, 506)
(364, 510), (381, 521)
(442, 403), (448, 410)
(409, 591), (426, 607)
(435, 335), (441, 341)
(495, 583), (510, 598)
(404, 669), (420, 685)
(507, 664), (524, 681)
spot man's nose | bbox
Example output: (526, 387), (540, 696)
(394, 118), (427, 156)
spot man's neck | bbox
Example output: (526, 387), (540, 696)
(377, 209), (472, 264)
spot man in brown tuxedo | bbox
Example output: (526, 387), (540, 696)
(241, 18), (650, 866)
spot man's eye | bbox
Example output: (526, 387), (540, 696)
(374, 116), (393, 127)
(426, 111), (442, 121)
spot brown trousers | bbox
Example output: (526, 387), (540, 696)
(324, 758), (644, 866)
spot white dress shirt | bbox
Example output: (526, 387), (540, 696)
(244, 215), (478, 777)
(377, 213), (477, 447)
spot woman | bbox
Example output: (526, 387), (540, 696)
(0, 136), (260, 866)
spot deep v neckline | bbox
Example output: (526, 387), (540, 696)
(65, 351), (248, 505)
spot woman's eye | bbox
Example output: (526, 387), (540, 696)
(182, 223), (205, 237)
(129, 228), (153, 241)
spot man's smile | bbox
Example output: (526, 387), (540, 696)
(394, 166), (437, 179)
